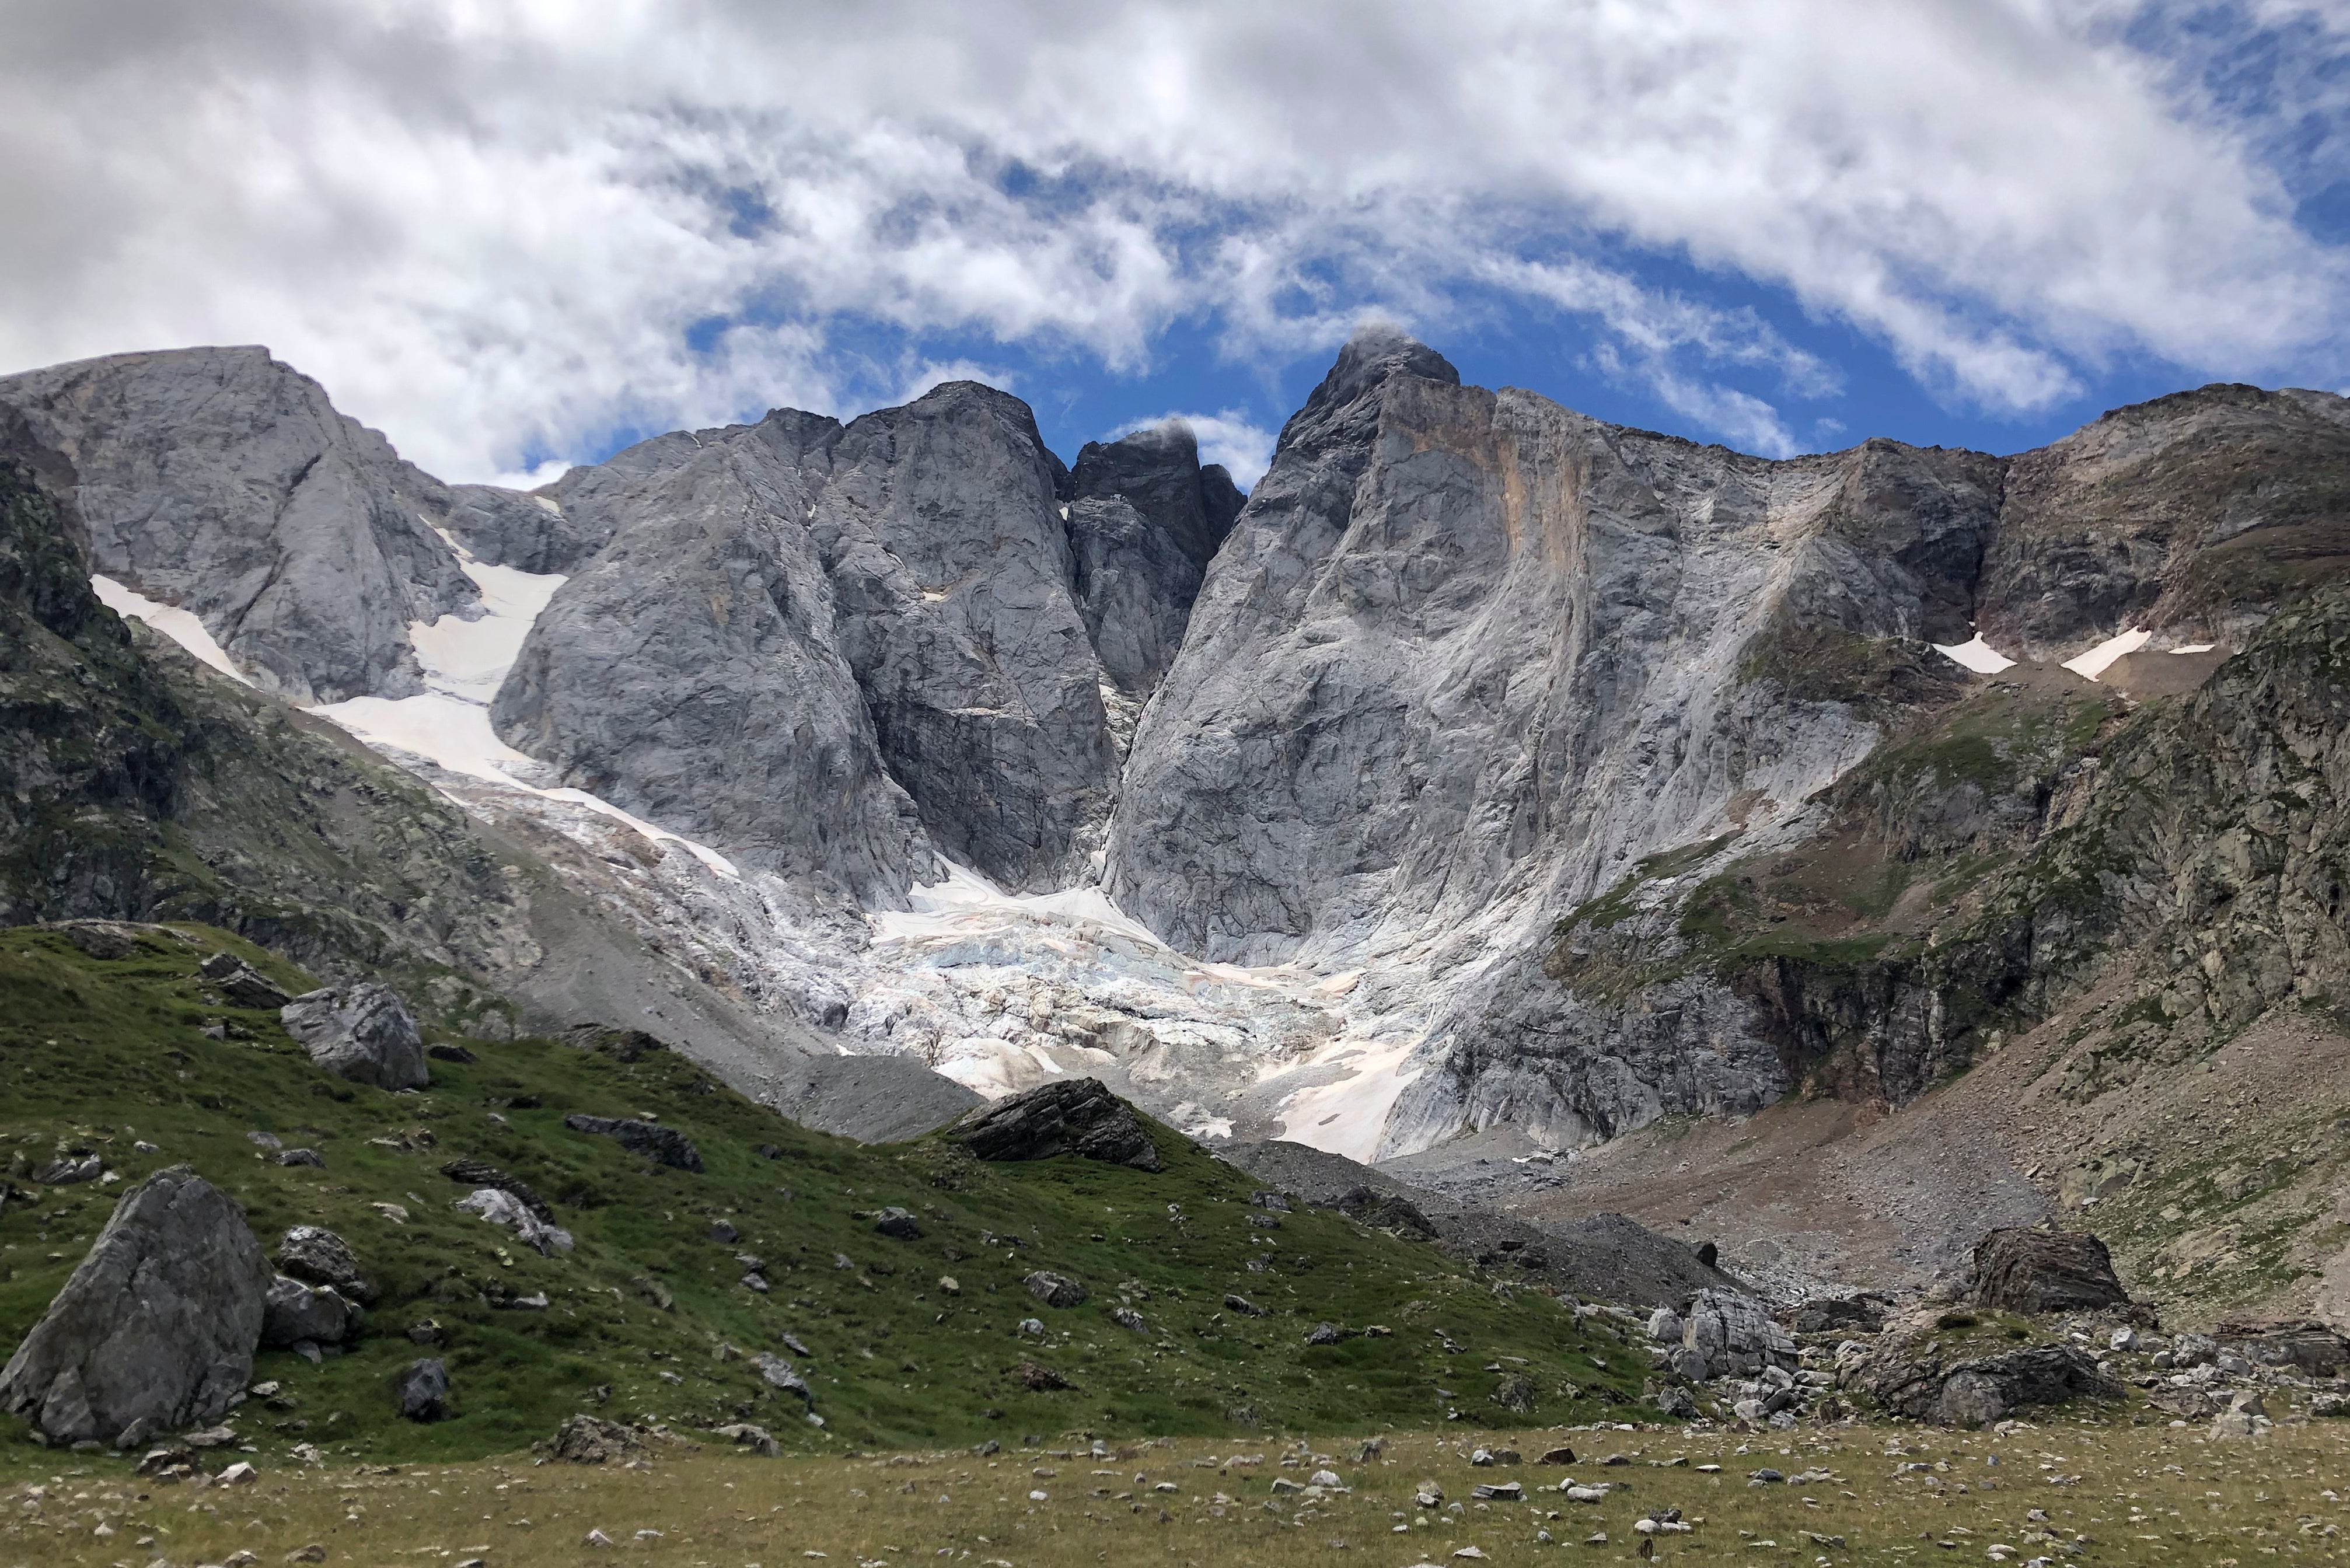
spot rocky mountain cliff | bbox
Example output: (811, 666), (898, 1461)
(4, 329), (2346, 1320)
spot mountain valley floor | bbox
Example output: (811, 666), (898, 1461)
(5, 1420), (2347, 1568)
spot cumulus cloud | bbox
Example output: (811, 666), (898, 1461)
(0, 0), (2341, 476)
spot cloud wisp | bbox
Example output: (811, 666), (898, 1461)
(0, 0), (2342, 477)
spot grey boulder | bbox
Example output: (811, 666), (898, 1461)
(394, 1357), (449, 1421)
(1024, 1270), (1088, 1308)
(280, 984), (428, 1091)
(260, 1276), (361, 1349)
(953, 1077), (1161, 1172)
(1836, 1338), (2123, 1427)
(198, 951), (290, 1009)
(0, 1165), (271, 1445)
(1681, 1288), (1796, 1379)
(277, 1225), (372, 1301)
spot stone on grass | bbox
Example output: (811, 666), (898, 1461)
(751, 1353), (812, 1402)
(715, 1421), (779, 1455)
(547, 1414), (642, 1464)
(1025, 1270), (1087, 1308)
(563, 1113), (703, 1171)
(260, 1276), (360, 1349)
(1015, 1360), (1074, 1391)
(439, 1157), (556, 1221)
(454, 1187), (574, 1255)
(394, 1358), (449, 1422)
(277, 1225), (371, 1301)
(200, 952), (290, 1010)
(279, 984), (428, 1090)
(0, 1166), (270, 1446)
(872, 1206), (921, 1239)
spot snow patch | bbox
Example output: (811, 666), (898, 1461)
(2062, 627), (2151, 681)
(1930, 634), (2014, 675)
(90, 575), (250, 685)
(2171, 642), (2217, 655)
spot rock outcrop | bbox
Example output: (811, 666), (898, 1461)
(564, 1113), (705, 1172)
(0, 1166), (271, 1445)
(1968, 1228), (2131, 1315)
(954, 1077), (1161, 1171)
(1063, 420), (1245, 701)
(1837, 1337), (2124, 1426)
(280, 984), (429, 1091)
(0, 347), (484, 702)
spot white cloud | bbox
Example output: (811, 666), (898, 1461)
(0, 0), (2341, 477)
(1116, 410), (1276, 487)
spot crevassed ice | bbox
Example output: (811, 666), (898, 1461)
(90, 575), (251, 685)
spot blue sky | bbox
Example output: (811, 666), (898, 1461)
(4, 1), (2347, 488)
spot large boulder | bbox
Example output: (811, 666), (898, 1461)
(1680, 1288), (1796, 1379)
(1837, 1337), (2124, 1426)
(0, 1166), (271, 1446)
(1968, 1228), (2131, 1315)
(952, 1077), (1160, 1172)
(563, 1113), (703, 1172)
(260, 1276), (361, 1349)
(279, 984), (428, 1091)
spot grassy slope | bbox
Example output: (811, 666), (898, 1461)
(0, 924), (1646, 1470)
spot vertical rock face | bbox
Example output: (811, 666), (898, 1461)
(494, 380), (1143, 894)
(0, 1166), (271, 1445)
(489, 410), (931, 903)
(809, 383), (1119, 890)
(1104, 324), (1925, 969)
(0, 347), (480, 703)
(1063, 420), (1245, 699)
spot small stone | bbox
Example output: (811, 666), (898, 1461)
(708, 1220), (739, 1244)
(585, 1528), (614, 1548)
(1024, 1270), (1087, 1308)
(1305, 1321), (1345, 1346)
(217, 1461), (257, 1485)
(275, 1149), (324, 1169)
(938, 1276), (961, 1295)
(873, 1207), (922, 1239)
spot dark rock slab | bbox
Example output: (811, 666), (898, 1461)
(952, 1077), (1160, 1171)
(394, 1357), (449, 1421)
(0, 1165), (271, 1445)
(1838, 1338), (2124, 1426)
(277, 1225), (371, 1301)
(564, 1113), (703, 1172)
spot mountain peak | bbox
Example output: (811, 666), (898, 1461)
(1317, 322), (1459, 407)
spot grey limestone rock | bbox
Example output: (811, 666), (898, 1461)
(260, 1275), (362, 1349)
(0, 1165), (272, 1445)
(280, 983), (429, 1091)
(1063, 419), (1244, 699)
(277, 1225), (372, 1301)
(395, 1357), (449, 1421)
(1836, 1337), (2122, 1426)
(490, 410), (930, 904)
(0, 346), (478, 702)
(200, 951), (289, 1009)
(1680, 1287), (1796, 1379)
(953, 1077), (1161, 1171)
(1024, 1270), (1087, 1308)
